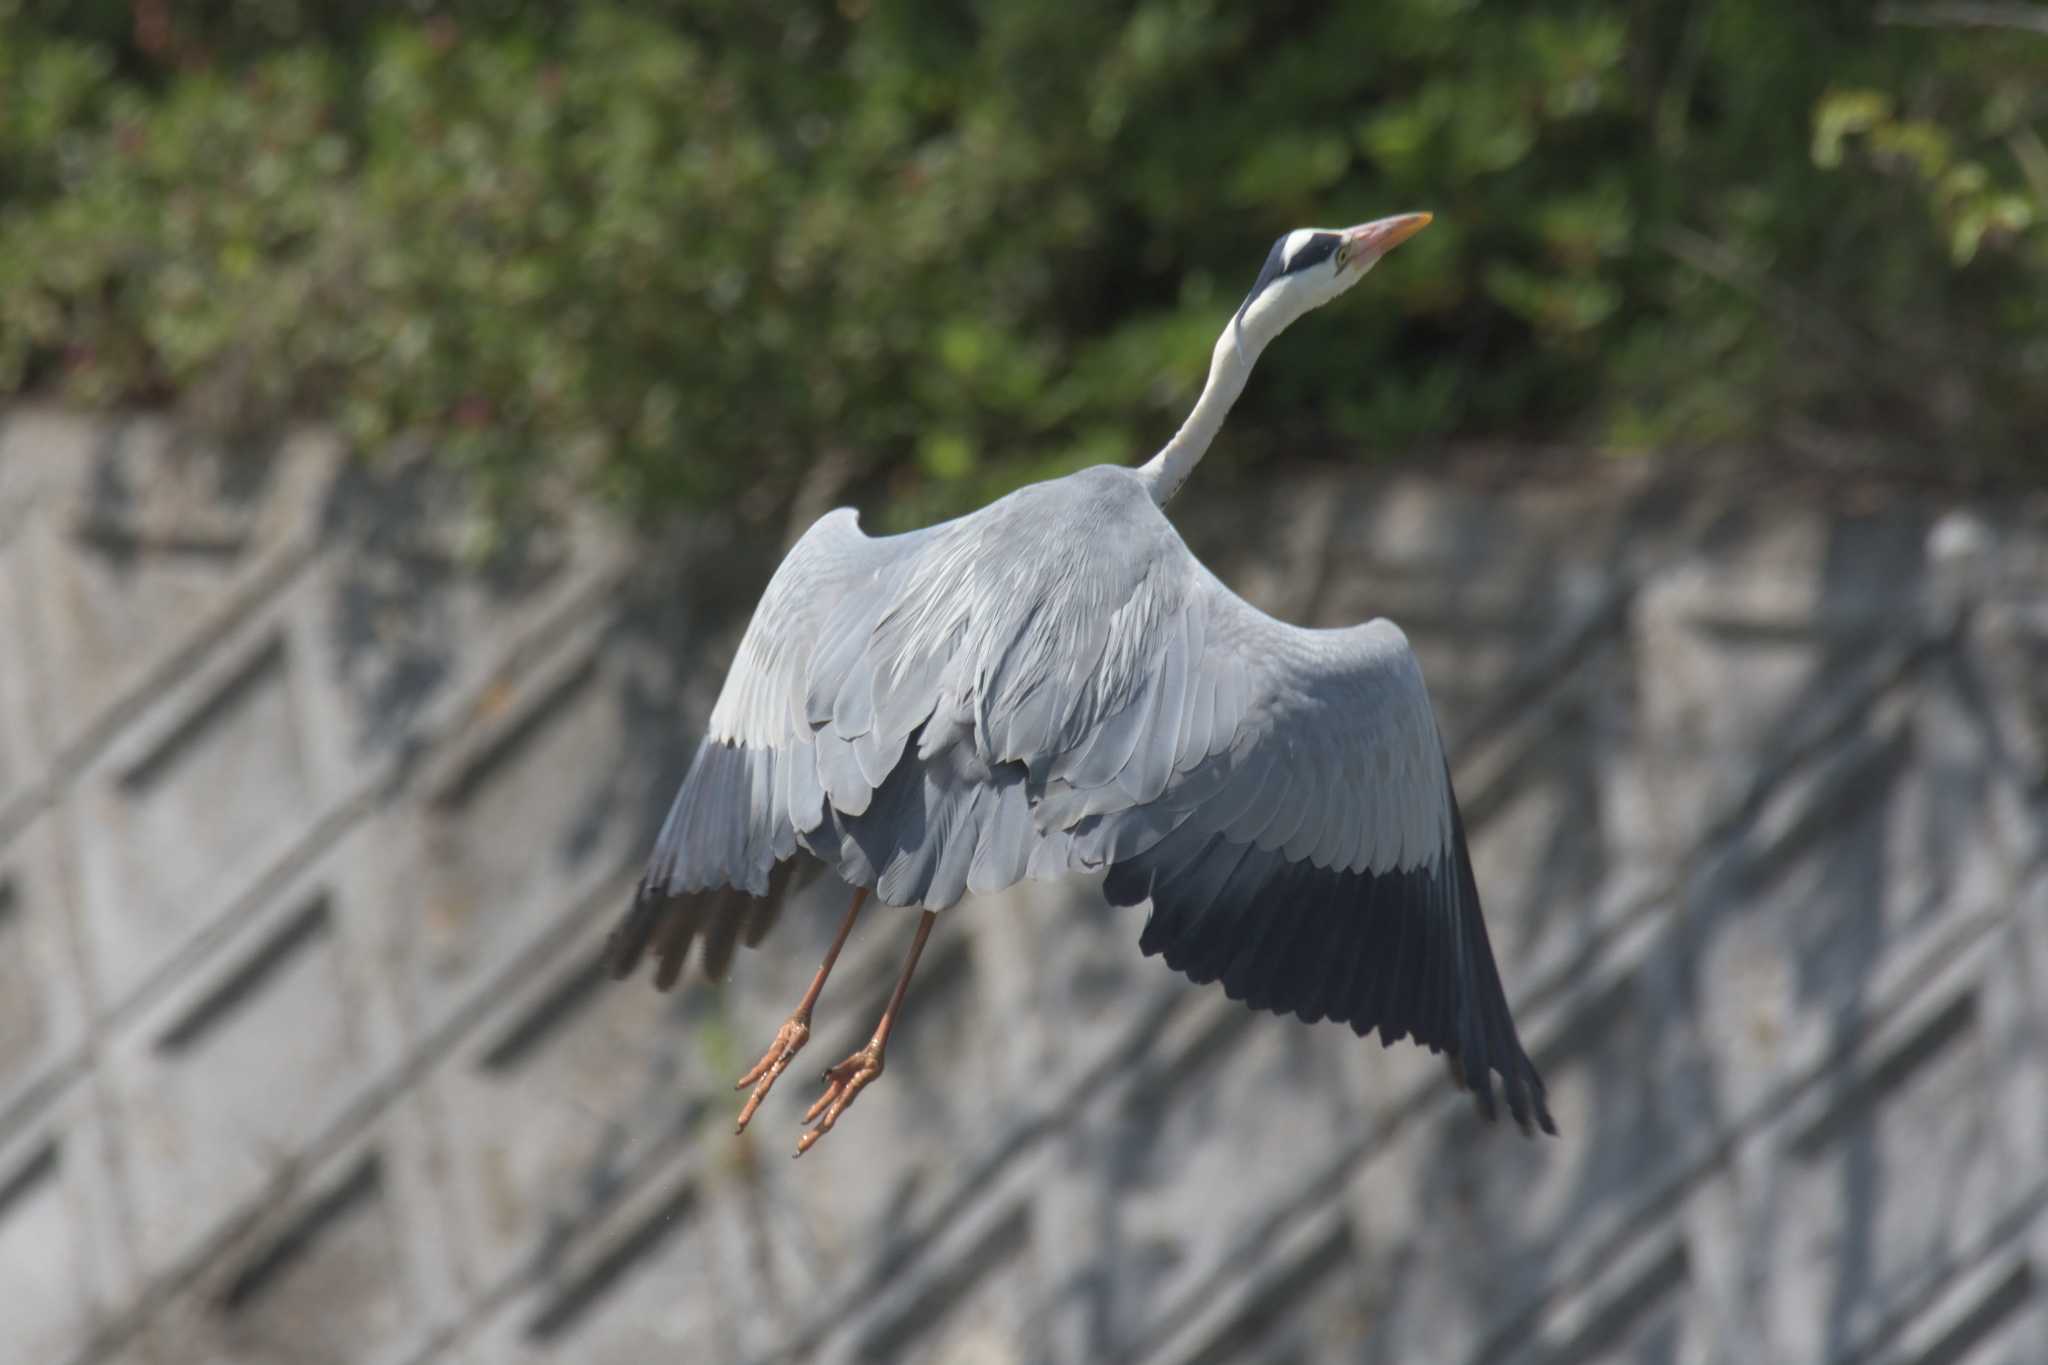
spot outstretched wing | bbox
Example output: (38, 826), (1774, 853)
(612, 465), (1191, 984)
(605, 504), (934, 987)
(610, 465), (1550, 1132)
(1081, 571), (1553, 1135)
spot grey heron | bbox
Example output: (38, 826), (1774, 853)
(609, 212), (1557, 1153)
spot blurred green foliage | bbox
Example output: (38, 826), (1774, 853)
(2, 1), (2045, 528)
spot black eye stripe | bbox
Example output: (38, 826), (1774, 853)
(1285, 233), (1340, 273)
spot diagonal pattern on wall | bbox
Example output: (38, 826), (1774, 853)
(0, 414), (2042, 1365)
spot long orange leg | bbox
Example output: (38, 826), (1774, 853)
(734, 886), (868, 1134)
(795, 909), (937, 1157)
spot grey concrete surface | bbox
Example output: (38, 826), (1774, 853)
(0, 409), (2042, 1364)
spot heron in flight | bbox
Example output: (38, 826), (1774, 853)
(608, 212), (1556, 1153)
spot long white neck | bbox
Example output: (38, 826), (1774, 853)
(1136, 319), (1271, 506)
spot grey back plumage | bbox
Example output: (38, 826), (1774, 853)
(612, 462), (1554, 1133)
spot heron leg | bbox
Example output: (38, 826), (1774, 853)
(734, 886), (868, 1135)
(795, 908), (937, 1157)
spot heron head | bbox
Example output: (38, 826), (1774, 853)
(1232, 212), (1432, 342)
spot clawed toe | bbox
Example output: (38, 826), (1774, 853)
(795, 1044), (884, 1156)
(734, 1015), (810, 1134)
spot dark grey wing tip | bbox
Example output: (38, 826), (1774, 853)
(604, 887), (697, 992)
(1112, 778), (1556, 1137)
(1507, 1058), (1560, 1138)
(608, 857), (817, 991)
(1448, 1050), (1558, 1138)
(604, 875), (665, 982)
(1440, 769), (1558, 1138)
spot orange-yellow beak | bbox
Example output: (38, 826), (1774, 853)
(1341, 211), (1433, 261)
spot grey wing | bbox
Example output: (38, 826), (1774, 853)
(609, 466), (1188, 987)
(606, 506), (931, 988)
(1037, 558), (1552, 1134)
(606, 473), (1145, 986)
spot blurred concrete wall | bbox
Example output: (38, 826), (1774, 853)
(0, 410), (2042, 1365)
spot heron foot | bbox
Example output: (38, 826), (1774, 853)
(733, 1014), (810, 1135)
(794, 1041), (884, 1156)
